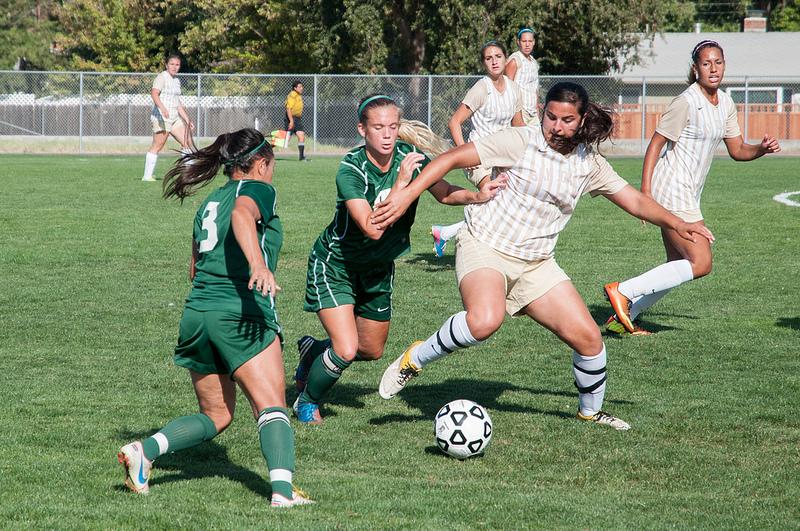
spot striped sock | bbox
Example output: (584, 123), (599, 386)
(300, 347), (351, 404)
(573, 347), (607, 417)
(141, 413), (217, 461)
(411, 311), (482, 368)
(257, 407), (294, 500)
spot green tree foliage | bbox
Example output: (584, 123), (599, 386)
(0, 0), (64, 69)
(771, 0), (800, 30)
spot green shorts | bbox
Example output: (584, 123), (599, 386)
(173, 308), (282, 376)
(303, 251), (394, 321)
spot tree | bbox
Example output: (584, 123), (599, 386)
(771, 0), (800, 30)
(0, 0), (65, 70)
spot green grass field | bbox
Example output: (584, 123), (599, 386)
(1, 153), (798, 529)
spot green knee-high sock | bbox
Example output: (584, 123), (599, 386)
(257, 407), (295, 499)
(300, 347), (351, 404)
(141, 413), (218, 461)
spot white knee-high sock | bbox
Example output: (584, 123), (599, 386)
(629, 289), (671, 320)
(143, 152), (158, 179)
(411, 311), (481, 368)
(573, 346), (607, 417)
(618, 259), (693, 300)
(440, 221), (465, 241)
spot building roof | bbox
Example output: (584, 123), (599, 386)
(617, 32), (800, 82)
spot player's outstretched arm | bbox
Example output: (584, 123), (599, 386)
(604, 185), (715, 244)
(724, 134), (781, 161)
(371, 143), (481, 229)
(428, 173), (507, 206)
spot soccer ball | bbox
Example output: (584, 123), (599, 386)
(434, 399), (492, 459)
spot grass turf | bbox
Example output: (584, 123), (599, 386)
(0, 153), (798, 529)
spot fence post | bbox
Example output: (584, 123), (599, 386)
(640, 76), (647, 155)
(79, 72), (84, 154)
(427, 75), (433, 126)
(744, 75), (749, 141)
(313, 74), (318, 155)
(197, 74), (202, 139)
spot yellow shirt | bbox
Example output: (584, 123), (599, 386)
(286, 90), (303, 117)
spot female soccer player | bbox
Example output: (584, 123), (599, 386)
(374, 82), (714, 430)
(505, 28), (540, 126)
(119, 128), (312, 507)
(292, 94), (506, 424)
(431, 40), (524, 257)
(603, 40), (781, 336)
(142, 53), (195, 182)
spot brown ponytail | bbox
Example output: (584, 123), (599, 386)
(163, 128), (273, 202)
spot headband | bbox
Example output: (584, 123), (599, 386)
(691, 40), (721, 62)
(517, 28), (534, 39)
(358, 95), (394, 118)
(224, 138), (267, 167)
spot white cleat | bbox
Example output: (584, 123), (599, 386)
(577, 410), (631, 431)
(271, 487), (315, 508)
(141, 176), (156, 182)
(117, 441), (153, 494)
(379, 341), (423, 399)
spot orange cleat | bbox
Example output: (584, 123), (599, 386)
(605, 315), (652, 336)
(603, 282), (635, 333)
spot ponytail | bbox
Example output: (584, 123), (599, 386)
(163, 128), (273, 201)
(398, 120), (452, 157)
(544, 82), (614, 152)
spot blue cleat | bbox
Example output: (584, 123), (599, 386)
(431, 225), (447, 258)
(293, 396), (323, 425)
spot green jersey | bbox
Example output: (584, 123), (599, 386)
(312, 141), (430, 269)
(185, 179), (283, 315)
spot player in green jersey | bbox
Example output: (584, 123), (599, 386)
(292, 94), (507, 424)
(117, 128), (312, 507)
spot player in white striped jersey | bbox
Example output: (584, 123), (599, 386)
(603, 40), (781, 336)
(505, 28), (540, 126)
(431, 40), (524, 257)
(375, 82), (714, 430)
(142, 54), (195, 182)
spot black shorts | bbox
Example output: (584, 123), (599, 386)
(284, 115), (304, 134)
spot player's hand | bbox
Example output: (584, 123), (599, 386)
(397, 152), (425, 187)
(474, 172), (507, 203)
(676, 221), (715, 244)
(371, 188), (415, 229)
(249, 266), (281, 297)
(161, 108), (170, 119)
(760, 134), (781, 154)
(188, 120), (195, 131)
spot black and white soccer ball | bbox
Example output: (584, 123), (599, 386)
(434, 399), (492, 459)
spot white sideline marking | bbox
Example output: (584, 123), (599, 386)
(773, 191), (800, 207)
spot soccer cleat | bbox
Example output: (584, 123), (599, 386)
(293, 396), (323, 425)
(603, 282), (635, 333)
(141, 176), (156, 182)
(294, 335), (324, 392)
(271, 486), (315, 508)
(117, 441), (153, 494)
(431, 225), (447, 258)
(605, 315), (652, 336)
(577, 410), (631, 431)
(379, 341), (423, 399)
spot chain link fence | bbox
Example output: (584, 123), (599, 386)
(0, 71), (798, 154)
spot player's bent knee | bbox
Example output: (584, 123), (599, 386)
(466, 311), (503, 341)
(692, 259), (712, 278)
(357, 347), (384, 361)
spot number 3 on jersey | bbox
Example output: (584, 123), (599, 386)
(198, 201), (220, 252)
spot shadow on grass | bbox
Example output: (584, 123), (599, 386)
(403, 253), (455, 271)
(114, 429), (271, 497)
(586, 303), (683, 335)
(776, 317), (800, 331)
(367, 378), (633, 426)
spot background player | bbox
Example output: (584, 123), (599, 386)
(142, 53), (194, 182)
(285, 81), (308, 161)
(374, 83), (714, 430)
(292, 94), (506, 424)
(119, 128), (312, 507)
(431, 40), (524, 257)
(603, 40), (781, 336)
(505, 28), (540, 126)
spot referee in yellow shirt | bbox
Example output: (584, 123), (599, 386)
(285, 81), (308, 161)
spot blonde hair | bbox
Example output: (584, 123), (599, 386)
(398, 119), (452, 157)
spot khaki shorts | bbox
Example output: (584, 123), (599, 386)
(455, 228), (570, 316)
(151, 113), (182, 134)
(522, 108), (540, 126)
(670, 208), (703, 223)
